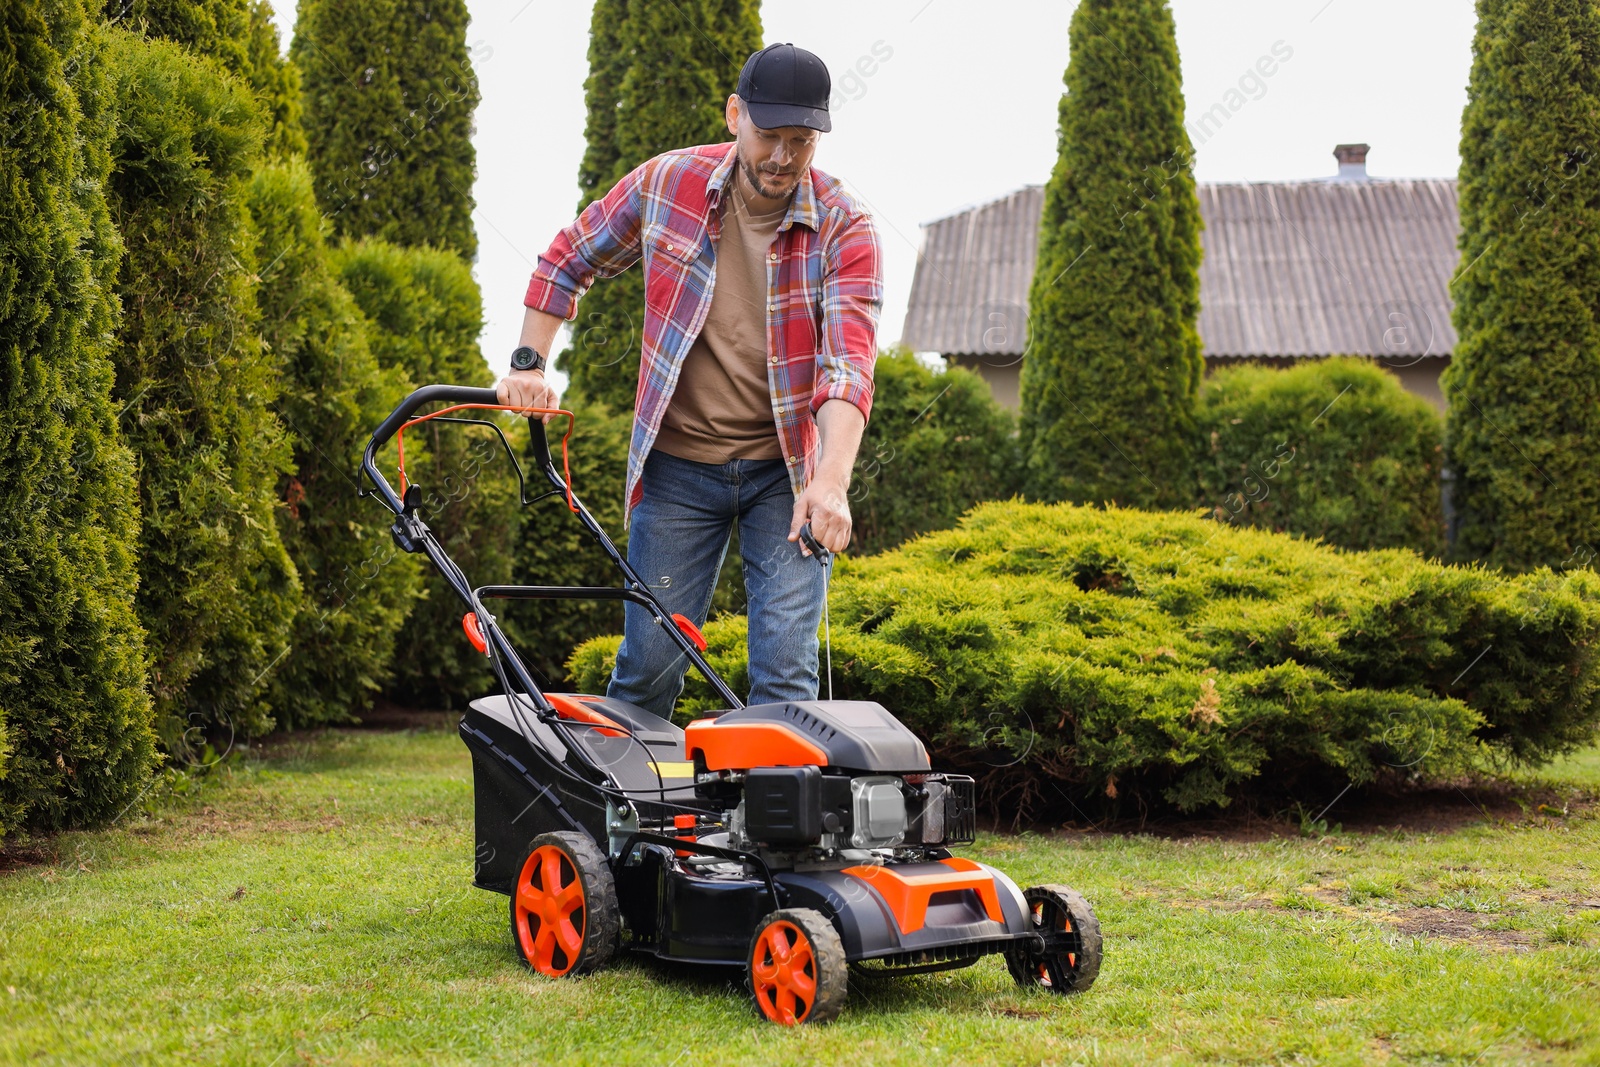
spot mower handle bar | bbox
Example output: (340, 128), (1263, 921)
(360, 383), (745, 712)
(363, 383), (564, 515)
(370, 384), (501, 451)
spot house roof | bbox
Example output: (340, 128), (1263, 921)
(899, 178), (1461, 362)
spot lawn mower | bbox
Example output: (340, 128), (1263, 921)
(360, 384), (1104, 1025)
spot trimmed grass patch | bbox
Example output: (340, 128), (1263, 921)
(2, 727), (1598, 1065)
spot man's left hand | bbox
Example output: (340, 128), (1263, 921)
(789, 476), (852, 555)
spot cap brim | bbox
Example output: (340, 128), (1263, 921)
(745, 100), (832, 133)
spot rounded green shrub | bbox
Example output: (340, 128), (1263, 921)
(333, 239), (519, 708)
(570, 501), (1600, 813)
(1196, 358), (1445, 554)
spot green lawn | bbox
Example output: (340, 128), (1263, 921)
(2, 725), (1597, 1066)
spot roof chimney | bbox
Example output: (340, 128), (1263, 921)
(1333, 143), (1370, 182)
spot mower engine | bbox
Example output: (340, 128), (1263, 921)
(686, 701), (977, 865)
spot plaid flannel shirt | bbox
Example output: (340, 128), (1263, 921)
(524, 141), (883, 519)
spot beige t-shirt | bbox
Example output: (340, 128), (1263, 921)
(653, 171), (787, 463)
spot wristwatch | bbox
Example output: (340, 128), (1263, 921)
(510, 345), (546, 373)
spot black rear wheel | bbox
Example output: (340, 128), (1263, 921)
(1005, 884), (1102, 993)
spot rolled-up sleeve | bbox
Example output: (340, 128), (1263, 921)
(524, 162), (649, 321)
(810, 211), (883, 423)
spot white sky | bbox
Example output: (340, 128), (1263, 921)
(269, 0), (1477, 385)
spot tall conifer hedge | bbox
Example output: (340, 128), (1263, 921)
(1019, 0), (1202, 509)
(106, 0), (301, 156)
(1, 5), (156, 834)
(105, 30), (299, 740)
(249, 161), (422, 727)
(1444, 0), (1600, 571)
(106, 0), (252, 72)
(294, 0), (503, 707)
(292, 0), (480, 257)
(243, 0), (306, 158)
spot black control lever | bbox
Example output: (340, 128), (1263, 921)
(798, 522), (829, 563)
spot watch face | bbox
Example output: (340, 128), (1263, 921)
(511, 346), (541, 371)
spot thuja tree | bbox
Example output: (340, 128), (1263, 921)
(249, 160), (421, 727)
(104, 0), (303, 156)
(0, 5), (155, 834)
(334, 240), (520, 707)
(105, 0), (252, 72)
(1444, 0), (1600, 571)
(1019, 0), (1202, 508)
(559, 0), (763, 411)
(105, 30), (299, 741)
(243, 0), (306, 157)
(293, 0), (480, 257)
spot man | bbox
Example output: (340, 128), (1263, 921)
(498, 43), (883, 718)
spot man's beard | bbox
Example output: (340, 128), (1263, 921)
(741, 155), (796, 201)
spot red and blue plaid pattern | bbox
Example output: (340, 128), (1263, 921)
(524, 141), (883, 518)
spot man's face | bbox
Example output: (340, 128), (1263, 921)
(726, 95), (820, 201)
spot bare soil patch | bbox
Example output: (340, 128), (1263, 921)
(0, 841), (59, 874)
(350, 699), (459, 733)
(1391, 908), (1533, 950)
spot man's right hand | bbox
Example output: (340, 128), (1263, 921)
(497, 370), (562, 424)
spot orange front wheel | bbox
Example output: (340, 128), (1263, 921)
(747, 908), (847, 1025)
(510, 832), (619, 977)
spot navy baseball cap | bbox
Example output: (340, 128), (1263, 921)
(737, 43), (832, 133)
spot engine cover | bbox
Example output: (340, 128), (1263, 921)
(686, 700), (931, 773)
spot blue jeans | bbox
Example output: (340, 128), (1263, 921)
(607, 449), (827, 718)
